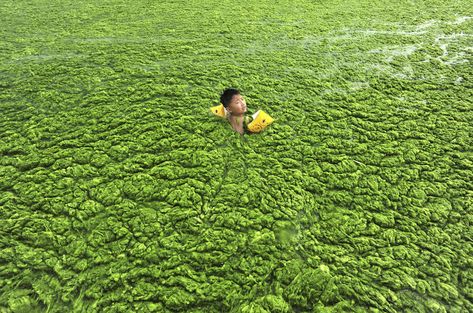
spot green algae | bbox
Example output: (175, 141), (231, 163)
(1, 0), (472, 312)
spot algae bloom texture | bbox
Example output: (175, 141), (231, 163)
(1, 0), (472, 312)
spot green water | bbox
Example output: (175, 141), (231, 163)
(1, 0), (472, 312)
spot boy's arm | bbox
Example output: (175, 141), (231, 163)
(244, 115), (253, 124)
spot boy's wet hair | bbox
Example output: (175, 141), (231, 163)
(220, 88), (240, 108)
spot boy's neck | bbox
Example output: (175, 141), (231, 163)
(228, 114), (244, 127)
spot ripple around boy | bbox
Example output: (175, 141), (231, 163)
(211, 88), (275, 135)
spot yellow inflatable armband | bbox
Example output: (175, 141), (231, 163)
(210, 103), (227, 118)
(247, 110), (274, 133)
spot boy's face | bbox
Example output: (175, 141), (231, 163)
(227, 94), (247, 115)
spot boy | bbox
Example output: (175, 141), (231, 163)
(219, 88), (249, 135)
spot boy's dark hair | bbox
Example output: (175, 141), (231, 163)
(220, 88), (240, 108)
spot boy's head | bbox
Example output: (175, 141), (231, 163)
(220, 88), (247, 116)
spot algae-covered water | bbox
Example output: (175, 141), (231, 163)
(1, 0), (472, 312)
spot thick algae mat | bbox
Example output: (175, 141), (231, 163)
(1, 0), (472, 311)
